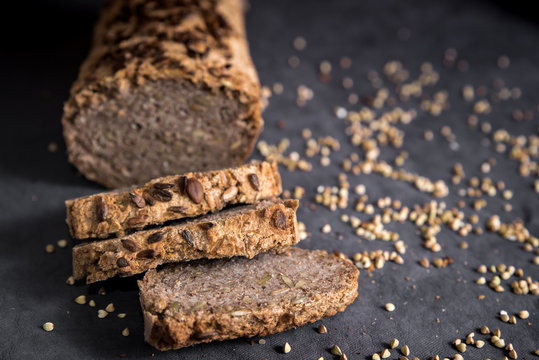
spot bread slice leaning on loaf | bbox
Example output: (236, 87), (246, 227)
(66, 161), (281, 240)
(73, 198), (299, 283)
(139, 247), (359, 351)
(62, 0), (263, 188)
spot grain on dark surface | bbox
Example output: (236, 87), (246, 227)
(0, 0), (538, 359)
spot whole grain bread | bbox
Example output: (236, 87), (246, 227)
(62, 0), (263, 188)
(139, 247), (359, 351)
(73, 198), (298, 283)
(66, 161), (281, 240)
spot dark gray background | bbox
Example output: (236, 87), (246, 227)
(0, 0), (538, 359)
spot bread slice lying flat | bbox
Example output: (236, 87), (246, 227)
(66, 160), (281, 239)
(139, 247), (359, 351)
(73, 198), (298, 283)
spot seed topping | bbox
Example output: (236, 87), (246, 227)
(186, 178), (204, 203)
(181, 229), (195, 247)
(199, 222), (214, 230)
(117, 257), (130, 268)
(248, 173), (260, 191)
(121, 239), (138, 252)
(222, 186), (238, 201)
(129, 192), (146, 208)
(273, 209), (287, 229)
(96, 197), (107, 222)
(143, 192), (156, 206)
(147, 231), (164, 244)
(126, 214), (148, 226)
(153, 182), (174, 190)
(152, 188), (173, 202)
(178, 176), (188, 195)
(136, 249), (156, 259)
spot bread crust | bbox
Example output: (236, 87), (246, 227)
(139, 248), (359, 351)
(73, 199), (298, 283)
(62, 0), (263, 188)
(66, 161), (281, 240)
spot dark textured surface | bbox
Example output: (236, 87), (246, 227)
(0, 0), (538, 359)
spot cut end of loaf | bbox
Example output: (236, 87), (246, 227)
(139, 247), (359, 350)
(63, 78), (262, 188)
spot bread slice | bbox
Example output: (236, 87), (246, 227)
(139, 247), (359, 351)
(73, 198), (298, 283)
(62, 0), (262, 189)
(66, 161), (281, 240)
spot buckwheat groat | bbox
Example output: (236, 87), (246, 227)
(66, 161), (281, 239)
(73, 199), (298, 283)
(62, 0), (263, 188)
(139, 247), (359, 351)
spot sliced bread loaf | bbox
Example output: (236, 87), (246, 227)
(66, 161), (281, 239)
(62, 0), (262, 188)
(73, 198), (298, 283)
(139, 247), (359, 350)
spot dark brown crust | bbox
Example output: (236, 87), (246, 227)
(65, 161), (281, 239)
(62, 0), (263, 188)
(73, 199), (299, 283)
(139, 248), (359, 351)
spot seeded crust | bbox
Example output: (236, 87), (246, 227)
(73, 198), (298, 283)
(66, 161), (281, 240)
(62, 0), (262, 188)
(139, 247), (359, 351)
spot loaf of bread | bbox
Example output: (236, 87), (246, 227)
(66, 161), (280, 240)
(62, 0), (263, 188)
(73, 198), (299, 283)
(139, 247), (359, 350)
